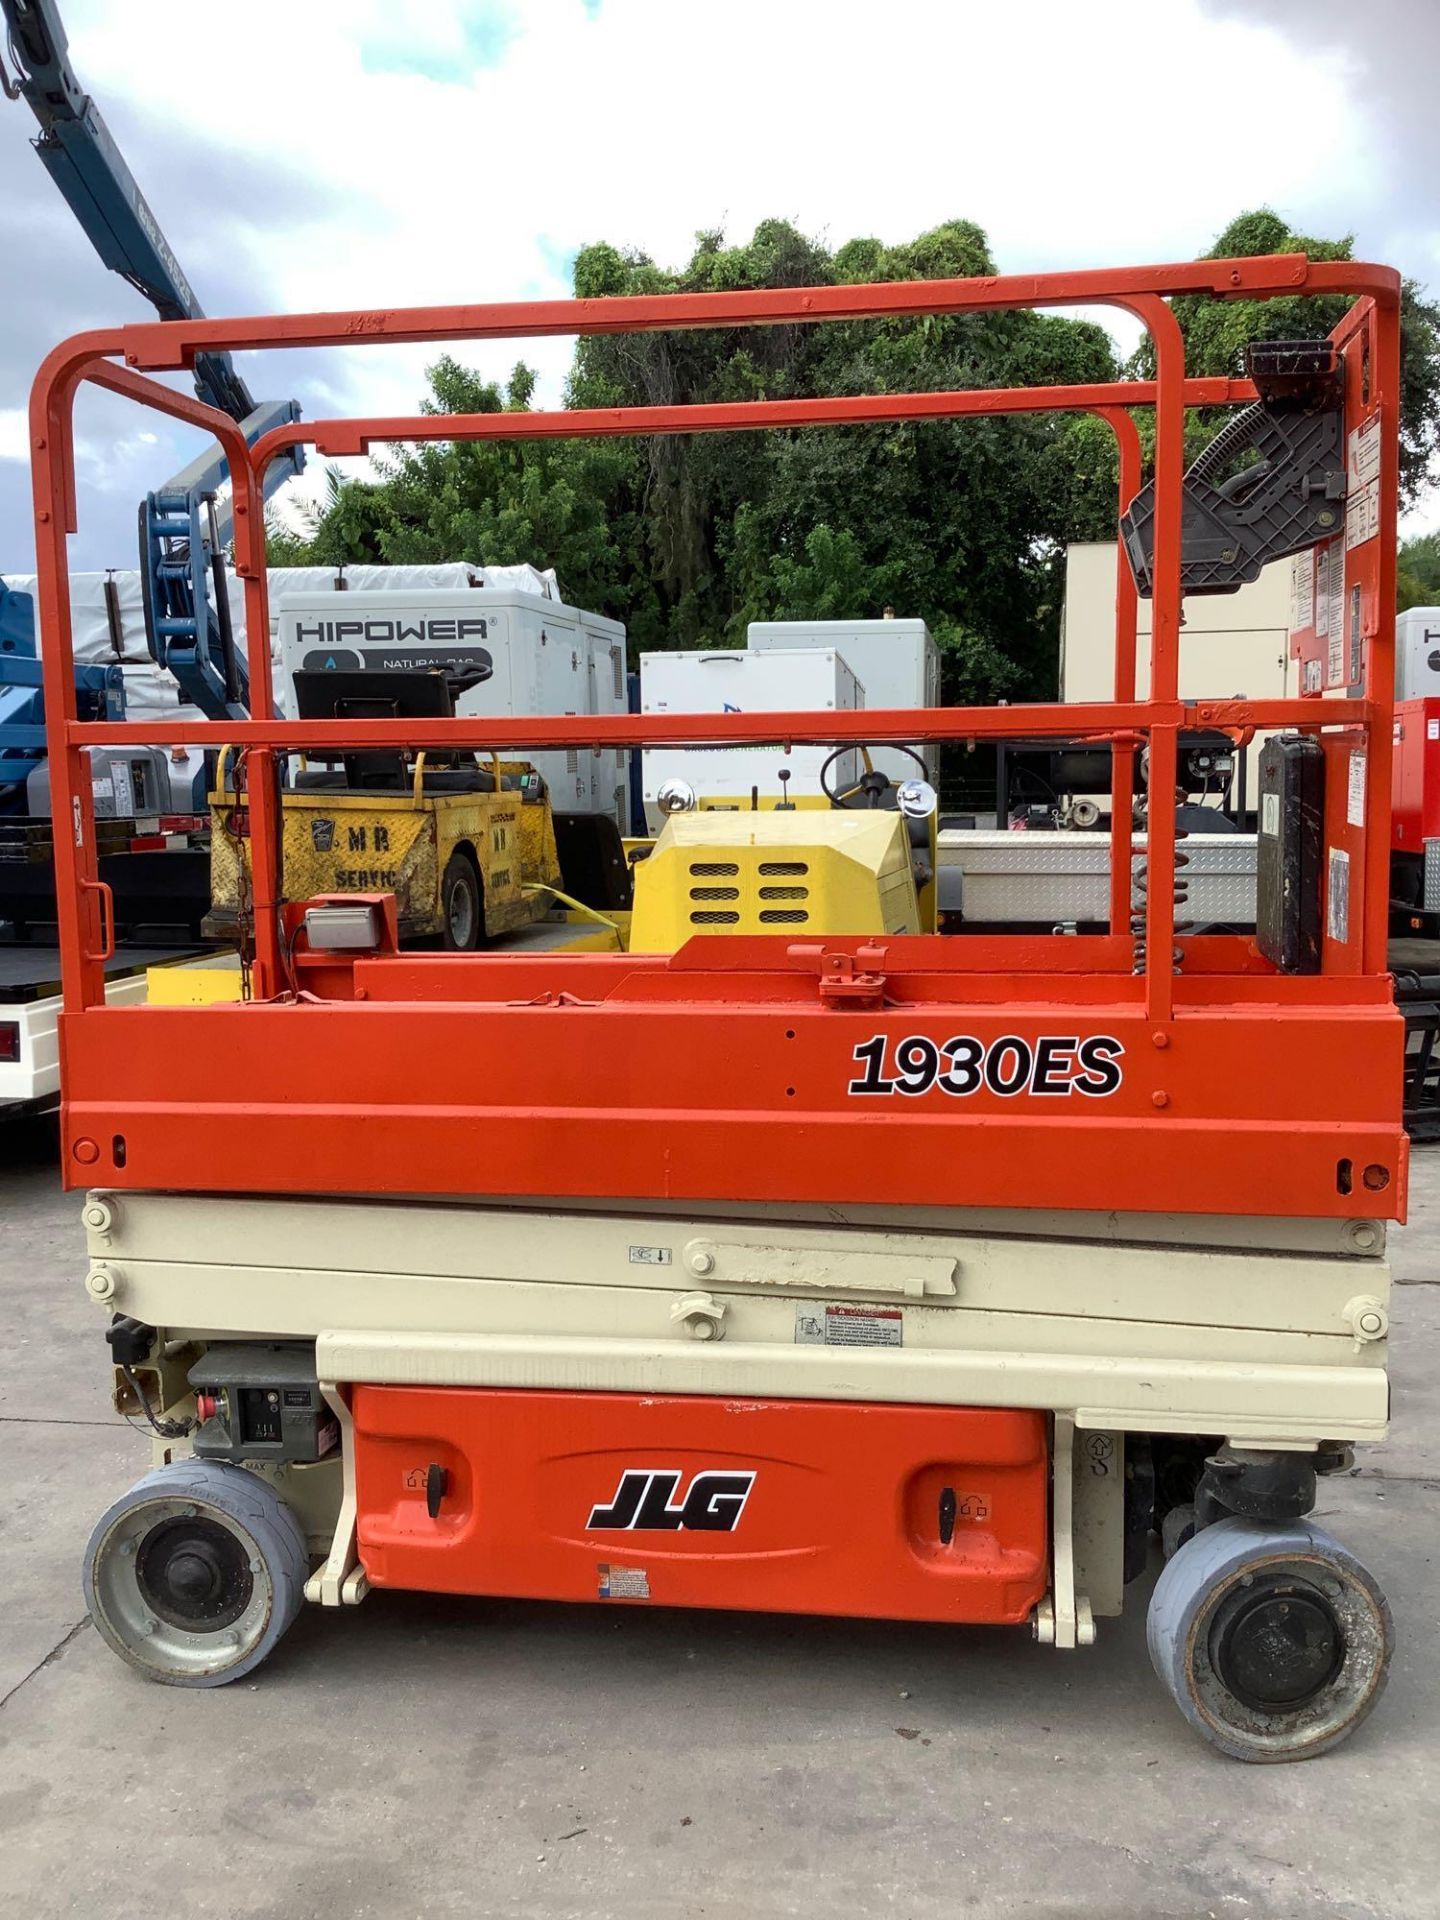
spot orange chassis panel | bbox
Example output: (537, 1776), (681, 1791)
(352, 1388), (1050, 1626)
(59, 936), (1407, 1219)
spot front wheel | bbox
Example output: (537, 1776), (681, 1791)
(83, 1460), (310, 1687)
(1147, 1516), (1392, 1761)
(440, 851), (484, 951)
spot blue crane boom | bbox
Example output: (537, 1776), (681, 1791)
(1, 0), (303, 717)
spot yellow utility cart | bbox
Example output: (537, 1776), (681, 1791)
(208, 750), (561, 950)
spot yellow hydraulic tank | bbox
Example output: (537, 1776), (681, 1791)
(628, 809), (924, 953)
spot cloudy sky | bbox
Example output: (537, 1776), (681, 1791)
(1, 0), (1436, 576)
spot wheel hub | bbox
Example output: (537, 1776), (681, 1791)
(1210, 1578), (1345, 1712)
(137, 1516), (254, 1632)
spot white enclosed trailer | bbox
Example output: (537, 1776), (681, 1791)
(583, 621), (630, 827)
(276, 587), (628, 828)
(747, 618), (940, 785)
(639, 648), (862, 828)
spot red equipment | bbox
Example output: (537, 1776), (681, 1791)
(1392, 698), (1440, 857)
(46, 255), (1405, 1758)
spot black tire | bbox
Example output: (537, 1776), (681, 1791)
(441, 851), (484, 951)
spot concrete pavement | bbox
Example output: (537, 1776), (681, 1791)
(2, 1108), (1436, 1920)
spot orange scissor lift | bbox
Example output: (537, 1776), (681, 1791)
(35, 258), (1404, 1760)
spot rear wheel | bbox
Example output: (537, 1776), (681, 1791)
(1147, 1517), (1392, 1761)
(441, 851), (484, 951)
(83, 1460), (310, 1687)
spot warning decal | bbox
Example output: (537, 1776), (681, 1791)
(1290, 552), (1314, 635)
(795, 1304), (903, 1348)
(598, 1564), (651, 1599)
(628, 1245), (673, 1267)
(1347, 418), (1382, 553)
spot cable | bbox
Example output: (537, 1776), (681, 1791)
(121, 1364), (195, 1439)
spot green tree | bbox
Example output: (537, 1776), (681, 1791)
(271, 211), (1440, 687)
(1398, 531), (1440, 611)
(1129, 210), (1440, 508)
(566, 218), (1120, 694)
(266, 361), (633, 619)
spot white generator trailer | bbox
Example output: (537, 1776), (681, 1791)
(277, 587), (629, 831)
(747, 618), (940, 787)
(640, 647), (863, 829)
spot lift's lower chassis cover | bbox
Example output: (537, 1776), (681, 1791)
(352, 1386), (1049, 1623)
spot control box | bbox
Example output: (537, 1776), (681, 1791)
(189, 1342), (337, 1465)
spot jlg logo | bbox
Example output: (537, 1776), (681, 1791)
(587, 1469), (756, 1532)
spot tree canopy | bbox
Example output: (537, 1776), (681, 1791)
(1398, 531), (1440, 612)
(269, 211), (1440, 699)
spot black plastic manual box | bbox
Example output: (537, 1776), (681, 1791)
(1256, 734), (1325, 973)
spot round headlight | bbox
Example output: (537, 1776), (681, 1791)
(896, 778), (938, 820)
(657, 778), (698, 815)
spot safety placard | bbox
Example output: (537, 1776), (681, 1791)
(1328, 560), (1346, 677)
(1348, 415), (1381, 488)
(1346, 418), (1382, 553)
(1347, 481), (1380, 551)
(1347, 750), (1367, 828)
(1290, 551), (1315, 634)
(795, 1304), (903, 1348)
(1320, 539), (1345, 686)
(598, 1564), (651, 1599)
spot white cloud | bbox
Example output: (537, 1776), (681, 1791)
(58, 0), (1382, 400)
(4, 0), (1434, 553)
(0, 409), (28, 462)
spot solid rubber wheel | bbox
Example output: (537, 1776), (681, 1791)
(83, 1460), (310, 1687)
(1147, 1516), (1392, 1762)
(441, 851), (483, 951)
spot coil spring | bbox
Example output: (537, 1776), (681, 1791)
(1131, 820), (1192, 975)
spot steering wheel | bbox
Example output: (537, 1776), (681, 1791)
(819, 742), (931, 809)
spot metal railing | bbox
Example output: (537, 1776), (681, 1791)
(29, 256), (1402, 1025)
